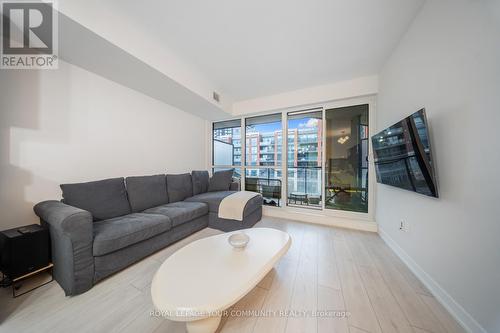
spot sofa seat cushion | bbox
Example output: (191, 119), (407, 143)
(184, 191), (236, 213)
(93, 213), (172, 256)
(143, 202), (208, 228)
(61, 177), (131, 221)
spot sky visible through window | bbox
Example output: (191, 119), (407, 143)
(246, 122), (280, 133)
(247, 119), (316, 133)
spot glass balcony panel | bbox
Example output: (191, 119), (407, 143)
(245, 168), (282, 207)
(213, 120), (241, 166)
(287, 167), (322, 207)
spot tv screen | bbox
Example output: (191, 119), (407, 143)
(372, 108), (438, 197)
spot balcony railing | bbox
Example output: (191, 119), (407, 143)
(245, 177), (282, 207)
(287, 166), (322, 207)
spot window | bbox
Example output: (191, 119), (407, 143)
(287, 110), (322, 208)
(211, 101), (372, 217)
(245, 114), (282, 206)
(325, 104), (369, 213)
(212, 119), (242, 181)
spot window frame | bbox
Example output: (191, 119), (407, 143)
(286, 108), (323, 210)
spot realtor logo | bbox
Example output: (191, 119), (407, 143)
(1, 1), (58, 69)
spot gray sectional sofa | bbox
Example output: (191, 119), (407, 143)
(33, 170), (262, 296)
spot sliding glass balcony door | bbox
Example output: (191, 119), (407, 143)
(286, 110), (322, 208)
(245, 114), (282, 207)
(325, 104), (369, 213)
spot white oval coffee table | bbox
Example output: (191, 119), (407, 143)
(151, 227), (291, 333)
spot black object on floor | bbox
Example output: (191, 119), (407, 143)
(0, 224), (53, 297)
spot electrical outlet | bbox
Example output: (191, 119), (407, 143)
(399, 220), (410, 232)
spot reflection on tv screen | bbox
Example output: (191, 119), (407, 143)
(371, 109), (438, 198)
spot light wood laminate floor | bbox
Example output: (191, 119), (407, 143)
(0, 217), (465, 333)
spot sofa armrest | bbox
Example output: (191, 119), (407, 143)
(34, 200), (94, 296)
(229, 181), (240, 191)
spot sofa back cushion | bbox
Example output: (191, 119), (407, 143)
(60, 177), (131, 221)
(166, 173), (193, 202)
(208, 169), (234, 192)
(192, 170), (209, 195)
(125, 175), (168, 212)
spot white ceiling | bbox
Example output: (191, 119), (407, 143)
(107, 0), (424, 101)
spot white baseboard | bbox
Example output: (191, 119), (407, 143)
(262, 206), (378, 232)
(378, 227), (486, 333)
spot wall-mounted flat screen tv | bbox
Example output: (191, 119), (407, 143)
(371, 108), (438, 198)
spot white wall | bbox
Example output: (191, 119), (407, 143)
(0, 61), (207, 230)
(57, 0), (235, 114)
(232, 75), (378, 115)
(376, 1), (500, 333)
